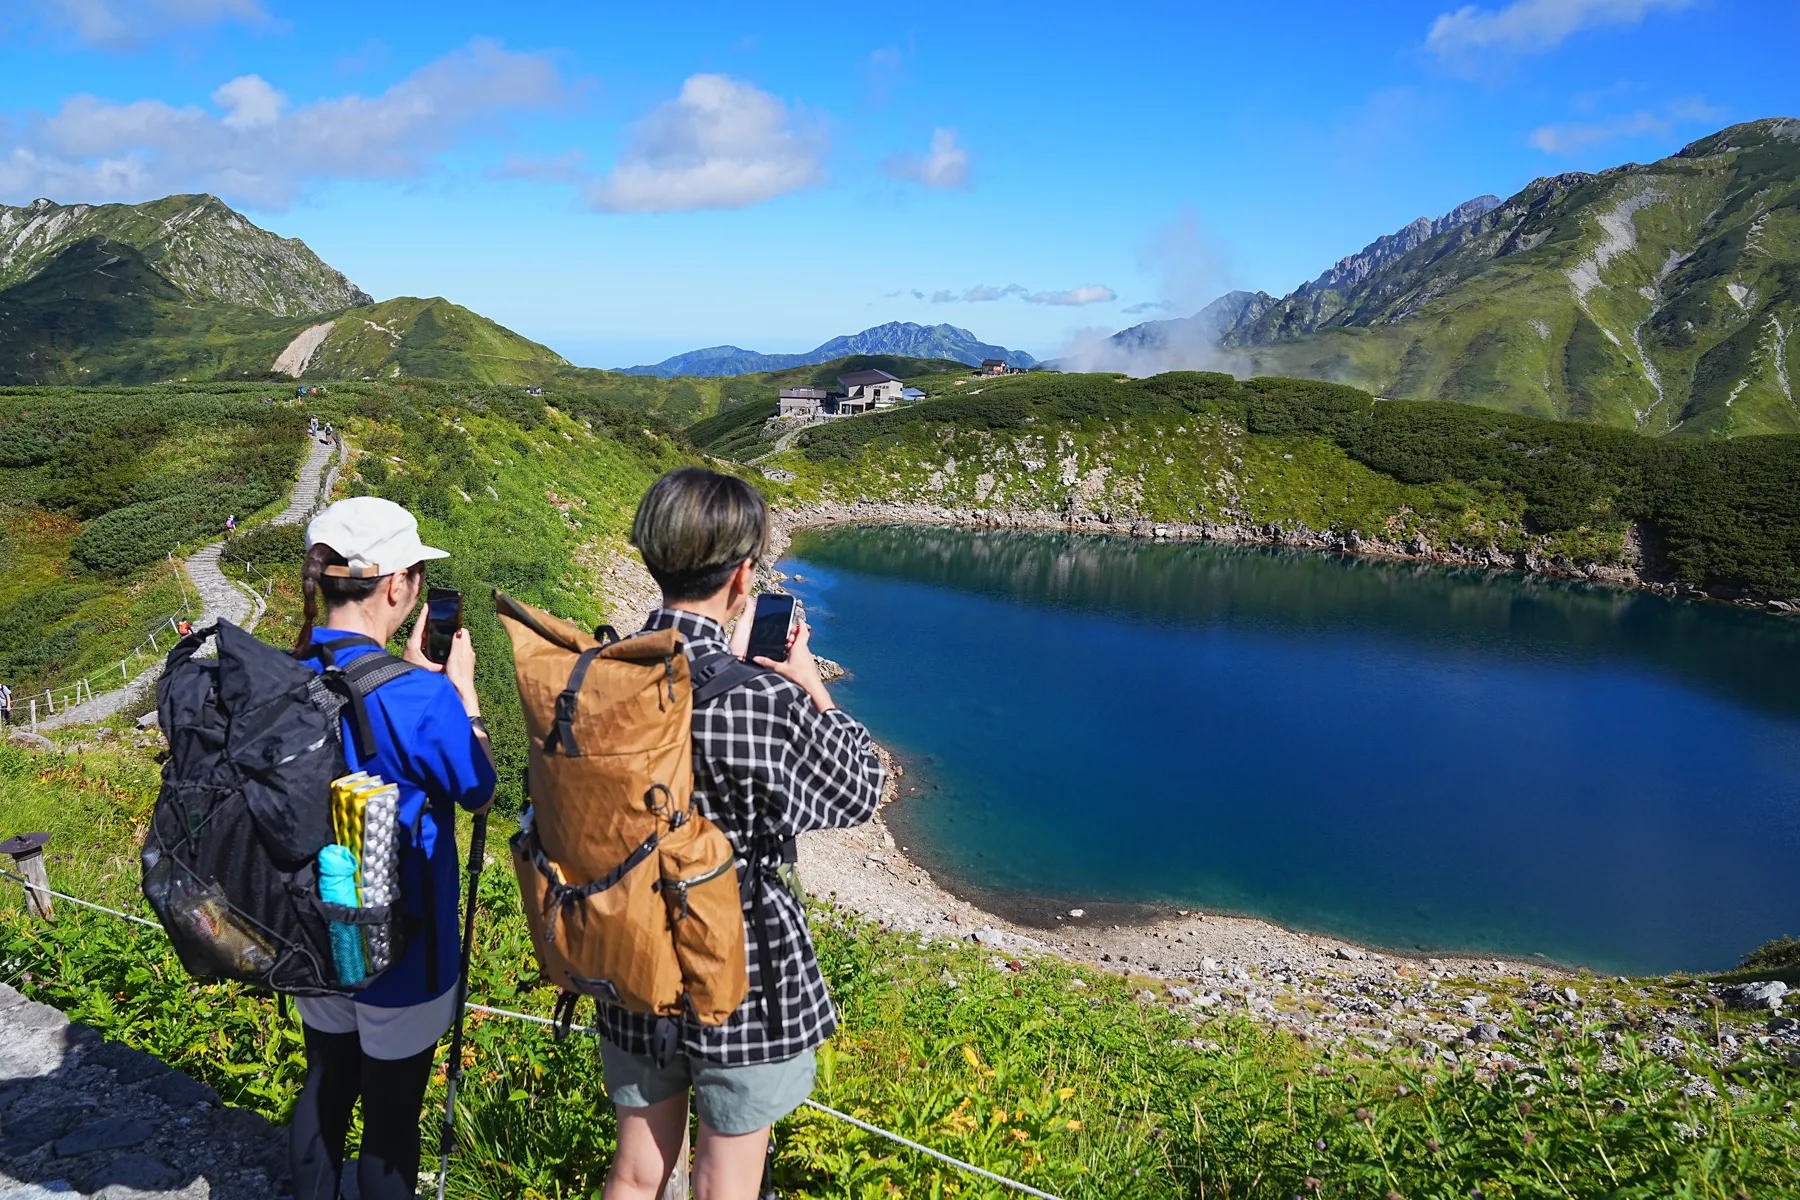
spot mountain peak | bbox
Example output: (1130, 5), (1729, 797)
(0, 194), (370, 317)
(619, 322), (1034, 377)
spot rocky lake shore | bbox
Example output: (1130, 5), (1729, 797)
(766, 497), (1800, 613)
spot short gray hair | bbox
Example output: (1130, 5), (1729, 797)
(630, 467), (769, 601)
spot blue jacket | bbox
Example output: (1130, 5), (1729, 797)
(301, 629), (497, 1006)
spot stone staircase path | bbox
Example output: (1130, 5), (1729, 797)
(40, 436), (339, 730)
(0, 982), (290, 1199)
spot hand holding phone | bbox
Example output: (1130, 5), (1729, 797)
(423, 587), (462, 665)
(744, 593), (799, 663)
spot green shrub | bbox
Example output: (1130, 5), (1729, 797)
(72, 485), (274, 573)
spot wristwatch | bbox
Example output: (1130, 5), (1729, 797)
(469, 715), (490, 738)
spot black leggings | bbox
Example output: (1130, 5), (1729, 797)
(291, 1024), (437, 1200)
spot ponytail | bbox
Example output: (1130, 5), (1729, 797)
(294, 543), (338, 657)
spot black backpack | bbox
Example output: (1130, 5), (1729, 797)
(142, 620), (429, 997)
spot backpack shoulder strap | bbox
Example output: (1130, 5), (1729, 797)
(341, 650), (420, 698)
(689, 648), (770, 707)
(314, 642), (419, 761)
(686, 645), (787, 1037)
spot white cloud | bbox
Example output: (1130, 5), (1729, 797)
(885, 127), (970, 189)
(1426, 0), (1693, 63)
(0, 38), (564, 209)
(1529, 94), (1726, 155)
(584, 74), (824, 214)
(929, 282), (1115, 306)
(1026, 284), (1115, 306)
(212, 75), (284, 130)
(23, 0), (270, 50)
(1121, 300), (1174, 315)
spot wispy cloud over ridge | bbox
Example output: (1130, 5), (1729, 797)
(1426, 0), (1693, 65)
(885, 127), (971, 189)
(584, 74), (824, 213)
(1529, 94), (1725, 155)
(931, 282), (1115, 306)
(0, 38), (563, 208)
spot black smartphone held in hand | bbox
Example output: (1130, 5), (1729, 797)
(424, 587), (462, 665)
(745, 593), (799, 663)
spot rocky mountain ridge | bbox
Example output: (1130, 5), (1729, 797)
(0, 195), (371, 317)
(619, 320), (1035, 376)
(1107, 118), (1799, 436)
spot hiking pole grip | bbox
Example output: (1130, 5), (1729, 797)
(437, 810), (490, 1200)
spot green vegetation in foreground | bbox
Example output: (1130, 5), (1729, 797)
(4, 740), (1799, 1197)
(0, 387), (306, 697)
(754, 370), (1800, 598)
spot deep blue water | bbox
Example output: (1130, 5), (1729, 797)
(783, 524), (1800, 975)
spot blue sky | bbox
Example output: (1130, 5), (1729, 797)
(1, 0), (1794, 367)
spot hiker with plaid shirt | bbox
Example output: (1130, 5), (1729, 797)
(600, 467), (885, 1200)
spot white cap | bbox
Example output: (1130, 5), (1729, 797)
(306, 496), (448, 579)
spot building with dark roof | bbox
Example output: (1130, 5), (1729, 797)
(836, 369), (904, 413)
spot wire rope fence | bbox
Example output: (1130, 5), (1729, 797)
(0, 862), (1067, 1200)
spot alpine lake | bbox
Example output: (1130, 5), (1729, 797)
(780, 523), (1800, 976)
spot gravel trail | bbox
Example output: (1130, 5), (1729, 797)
(40, 436), (338, 730)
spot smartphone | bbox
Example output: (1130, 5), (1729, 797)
(745, 593), (799, 663)
(424, 587), (462, 665)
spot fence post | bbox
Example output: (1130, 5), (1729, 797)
(121, 660), (129, 682)
(2, 833), (54, 921)
(30, 698), (37, 731)
(45, 690), (54, 715)
(661, 1128), (690, 1200)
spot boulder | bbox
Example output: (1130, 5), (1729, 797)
(1719, 981), (1788, 1011)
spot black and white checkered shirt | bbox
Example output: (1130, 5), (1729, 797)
(592, 608), (885, 1066)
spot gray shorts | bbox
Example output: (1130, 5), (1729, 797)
(598, 1040), (815, 1136)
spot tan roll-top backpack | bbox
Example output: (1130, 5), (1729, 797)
(496, 591), (755, 1025)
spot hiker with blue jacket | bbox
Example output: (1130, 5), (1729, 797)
(289, 496), (497, 1200)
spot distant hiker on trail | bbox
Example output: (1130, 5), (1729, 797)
(596, 468), (885, 1199)
(225, 514), (236, 533)
(289, 496), (497, 1200)
(0, 681), (12, 727)
(310, 416), (319, 435)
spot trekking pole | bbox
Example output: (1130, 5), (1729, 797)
(436, 810), (488, 1200)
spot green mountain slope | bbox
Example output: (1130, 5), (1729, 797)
(285, 296), (570, 384)
(0, 194), (370, 316)
(0, 238), (307, 384)
(751, 369), (1800, 599)
(1219, 118), (1800, 437)
(0, 237), (570, 386)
